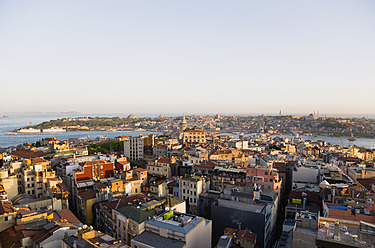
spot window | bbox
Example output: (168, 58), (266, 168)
(183, 189), (185, 193)
(265, 172), (268, 175)
(268, 186), (271, 189)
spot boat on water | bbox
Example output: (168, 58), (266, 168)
(0, 115), (8, 118)
(18, 128), (41, 133)
(5, 131), (17, 135)
(42, 127), (66, 133)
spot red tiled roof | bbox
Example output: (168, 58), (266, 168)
(193, 164), (215, 169)
(14, 224), (25, 232)
(0, 201), (14, 215)
(32, 157), (47, 164)
(237, 230), (256, 241)
(57, 209), (81, 224)
(29, 229), (53, 245)
(116, 160), (130, 166)
(10, 149), (45, 159)
(157, 158), (172, 164)
(17, 208), (36, 216)
(0, 226), (22, 248)
(224, 227), (237, 235)
(78, 190), (97, 201)
(212, 150), (231, 155)
(357, 178), (375, 190)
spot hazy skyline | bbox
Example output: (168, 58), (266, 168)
(1, 1), (374, 115)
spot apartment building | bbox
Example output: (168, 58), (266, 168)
(147, 157), (176, 178)
(112, 205), (157, 245)
(124, 136), (144, 160)
(131, 212), (212, 248)
(179, 175), (210, 214)
(182, 127), (206, 144)
(246, 166), (282, 203)
(211, 189), (278, 248)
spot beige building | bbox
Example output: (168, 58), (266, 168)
(132, 168), (148, 185)
(348, 167), (375, 180)
(129, 179), (142, 195)
(0, 201), (16, 232)
(179, 175), (210, 214)
(182, 127), (206, 144)
(147, 157), (176, 178)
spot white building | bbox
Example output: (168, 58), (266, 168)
(131, 212), (212, 248)
(124, 136), (144, 160)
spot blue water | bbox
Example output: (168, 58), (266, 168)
(0, 114), (160, 148)
(1, 115), (375, 149)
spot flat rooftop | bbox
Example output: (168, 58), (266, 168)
(317, 218), (375, 247)
(132, 231), (185, 248)
(217, 198), (266, 213)
(146, 214), (207, 234)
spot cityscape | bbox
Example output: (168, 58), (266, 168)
(1, 1), (375, 248)
(1, 113), (375, 247)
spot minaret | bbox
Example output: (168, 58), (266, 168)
(181, 113), (187, 131)
(279, 109), (282, 116)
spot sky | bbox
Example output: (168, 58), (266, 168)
(1, 0), (374, 116)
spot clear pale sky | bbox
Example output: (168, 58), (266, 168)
(1, 1), (374, 115)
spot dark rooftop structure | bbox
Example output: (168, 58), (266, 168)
(131, 231), (185, 248)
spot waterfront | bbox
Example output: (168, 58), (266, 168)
(218, 133), (375, 149)
(0, 114), (159, 148)
(1, 115), (375, 149)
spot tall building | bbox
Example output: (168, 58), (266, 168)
(124, 136), (144, 160)
(179, 175), (210, 214)
(181, 113), (188, 131)
(211, 189), (278, 248)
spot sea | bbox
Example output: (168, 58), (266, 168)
(1, 114), (375, 149)
(0, 113), (160, 148)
